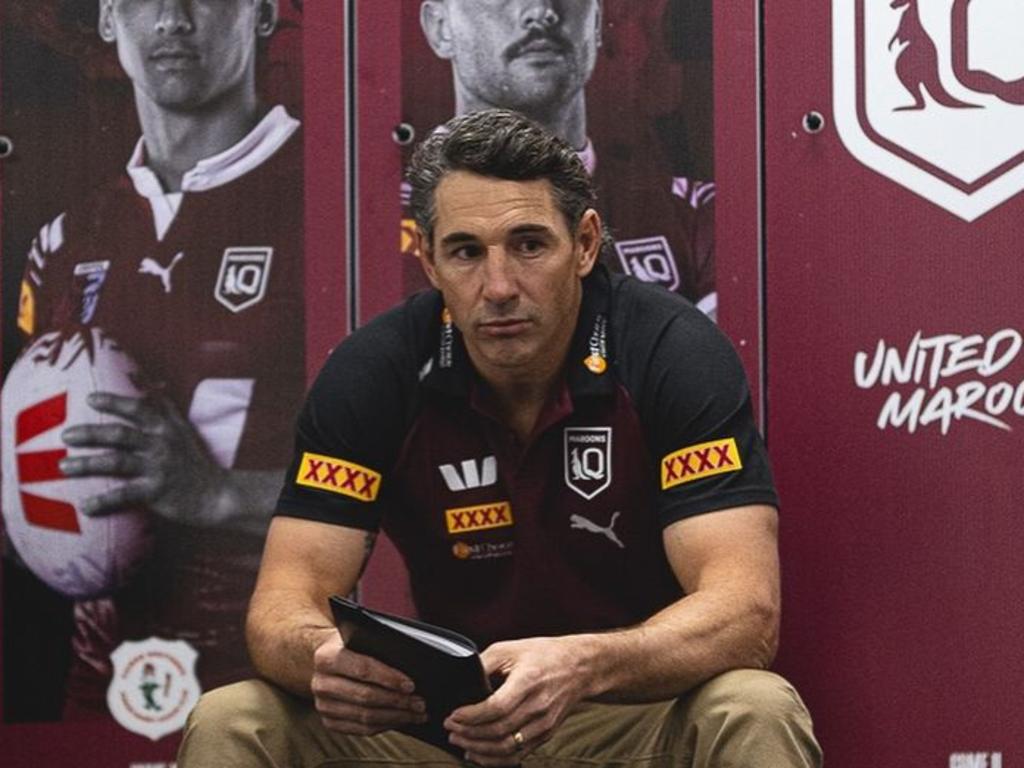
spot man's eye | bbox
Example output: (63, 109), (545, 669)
(516, 239), (545, 256)
(450, 245), (481, 260)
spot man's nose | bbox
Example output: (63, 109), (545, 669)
(481, 250), (519, 305)
(155, 0), (195, 35)
(520, 1), (561, 30)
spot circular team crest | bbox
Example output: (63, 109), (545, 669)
(107, 637), (201, 741)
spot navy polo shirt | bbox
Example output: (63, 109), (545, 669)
(276, 266), (777, 648)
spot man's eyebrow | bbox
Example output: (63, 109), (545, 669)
(438, 224), (557, 248)
(438, 231), (479, 247)
(508, 224), (556, 237)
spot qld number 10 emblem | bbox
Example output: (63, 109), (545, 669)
(564, 427), (611, 500)
(215, 247), (273, 313)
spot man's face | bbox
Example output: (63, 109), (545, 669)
(99, 0), (271, 111)
(418, 171), (600, 379)
(427, 0), (602, 116)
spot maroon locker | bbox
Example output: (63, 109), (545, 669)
(767, 1), (1023, 765)
(0, 3), (346, 763)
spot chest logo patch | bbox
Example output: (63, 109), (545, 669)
(215, 247), (273, 313)
(72, 260), (111, 324)
(138, 251), (184, 294)
(614, 236), (679, 292)
(564, 427), (612, 500)
(439, 455), (497, 492)
(445, 501), (513, 534)
(661, 437), (742, 489)
(570, 511), (625, 549)
(296, 452), (381, 502)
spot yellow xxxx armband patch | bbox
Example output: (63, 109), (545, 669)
(296, 452), (381, 502)
(661, 438), (742, 489)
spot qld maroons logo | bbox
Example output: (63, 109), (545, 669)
(834, 0), (1024, 220)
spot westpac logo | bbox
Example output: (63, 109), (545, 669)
(296, 452), (381, 502)
(835, 0), (1024, 220)
(438, 455), (497, 492)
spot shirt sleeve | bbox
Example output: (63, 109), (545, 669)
(619, 282), (778, 527)
(17, 213), (67, 340)
(274, 304), (420, 531)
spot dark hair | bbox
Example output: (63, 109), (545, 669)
(407, 108), (599, 247)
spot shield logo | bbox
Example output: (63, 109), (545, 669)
(564, 427), (612, 500)
(107, 637), (202, 741)
(214, 247), (273, 313)
(834, 0), (1024, 220)
(614, 236), (680, 291)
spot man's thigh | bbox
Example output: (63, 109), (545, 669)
(178, 679), (460, 767)
(527, 669), (821, 768)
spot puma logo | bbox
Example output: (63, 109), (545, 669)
(570, 512), (624, 549)
(138, 251), (185, 294)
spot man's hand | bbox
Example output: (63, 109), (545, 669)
(444, 636), (592, 766)
(58, 391), (226, 524)
(311, 632), (428, 735)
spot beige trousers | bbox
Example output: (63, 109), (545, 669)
(177, 669), (821, 767)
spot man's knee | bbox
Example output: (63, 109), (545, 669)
(691, 669), (806, 721)
(681, 669), (822, 767)
(179, 679), (302, 767)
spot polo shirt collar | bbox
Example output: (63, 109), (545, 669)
(125, 105), (300, 197)
(421, 265), (615, 401)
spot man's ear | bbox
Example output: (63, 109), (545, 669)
(594, 0), (604, 49)
(98, 0), (116, 43)
(574, 209), (602, 277)
(415, 228), (442, 289)
(420, 0), (456, 60)
(256, 0), (279, 38)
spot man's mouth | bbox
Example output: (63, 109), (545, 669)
(508, 34), (570, 61)
(478, 318), (532, 337)
(150, 47), (200, 67)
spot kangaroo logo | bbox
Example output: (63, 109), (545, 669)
(889, 0), (977, 110)
(138, 252), (185, 294)
(834, 0), (1024, 220)
(564, 427), (612, 500)
(570, 512), (625, 549)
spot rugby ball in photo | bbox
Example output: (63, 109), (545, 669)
(1, 327), (154, 598)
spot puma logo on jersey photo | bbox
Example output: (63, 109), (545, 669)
(138, 251), (185, 294)
(439, 455), (497, 492)
(570, 511), (625, 549)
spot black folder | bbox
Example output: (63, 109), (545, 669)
(328, 595), (492, 754)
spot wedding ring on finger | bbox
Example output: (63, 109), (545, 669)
(512, 730), (525, 749)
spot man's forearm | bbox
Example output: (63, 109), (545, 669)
(574, 586), (779, 703)
(244, 521), (377, 698)
(246, 586), (338, 697)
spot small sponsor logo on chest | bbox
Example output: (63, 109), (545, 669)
(564, 427), (612, 500)
(215, 247), (273, 312)
(438, 455), (497, 492)
(445, 501), (513, 534)
(614, 236), (679, 291)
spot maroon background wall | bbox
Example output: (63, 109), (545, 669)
(767, 1), (1023, 765)
(2, 1), (1019, 765)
